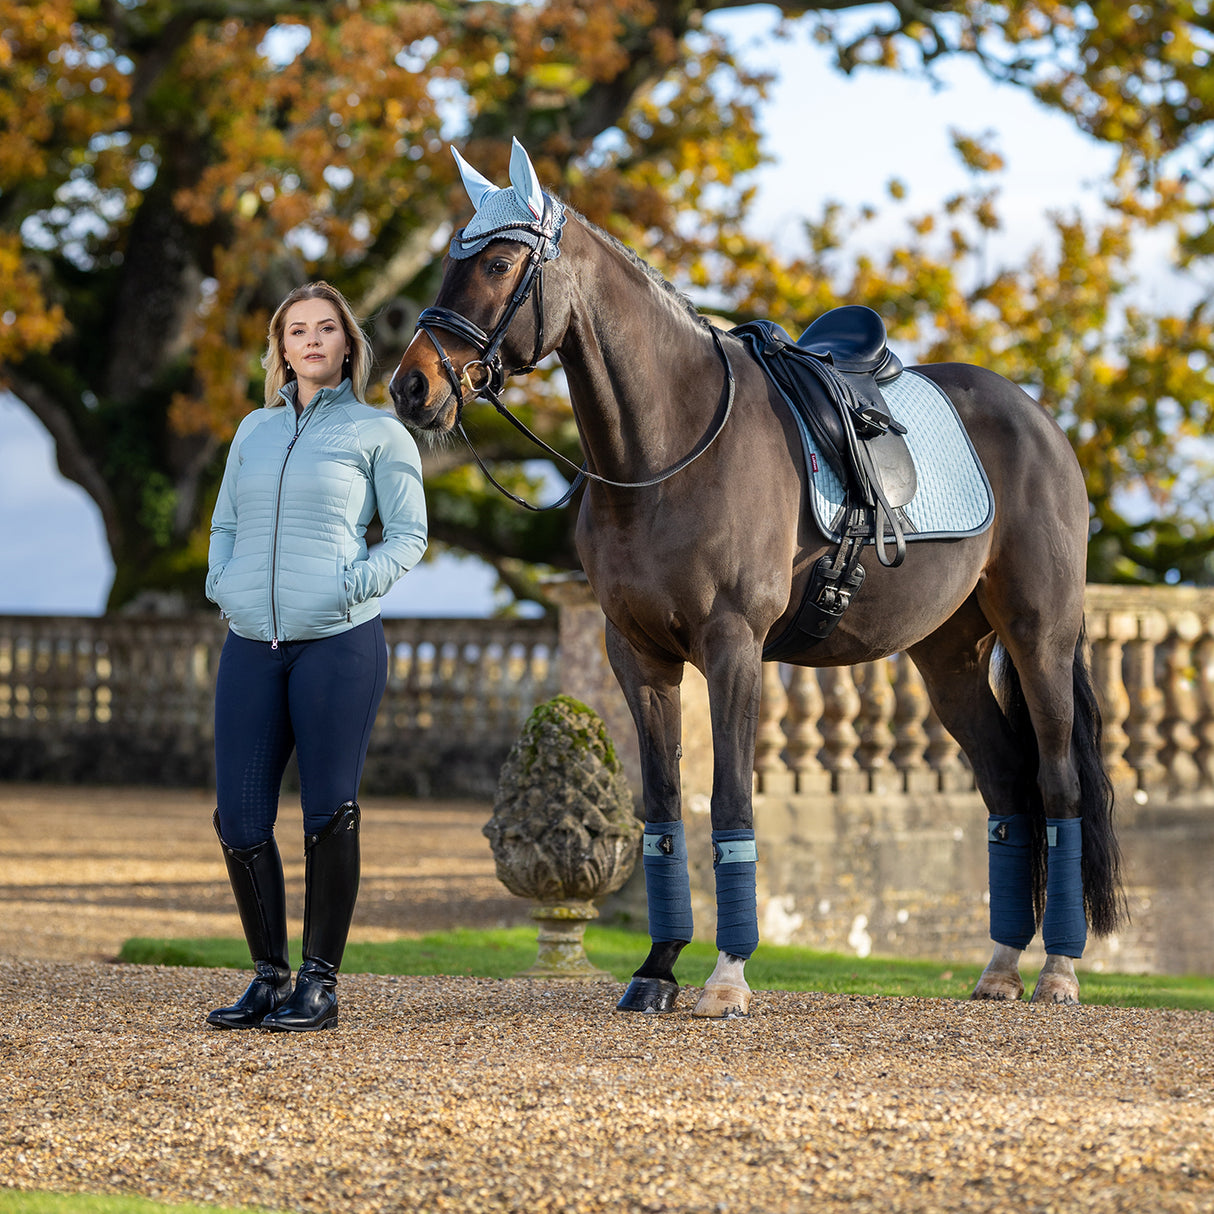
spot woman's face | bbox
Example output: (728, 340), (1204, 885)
(282, 298), (350, 393)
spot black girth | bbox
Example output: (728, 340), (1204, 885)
(734, 307), (916, 658)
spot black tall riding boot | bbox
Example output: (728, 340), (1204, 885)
(262, 801), (360, 1032)
(207, 811), (292, 1030)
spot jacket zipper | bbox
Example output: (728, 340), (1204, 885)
(269, 401), (317, 648)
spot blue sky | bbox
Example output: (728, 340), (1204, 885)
(0, 11), (1145, 616)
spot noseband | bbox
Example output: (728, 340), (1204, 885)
(413, 203), (736, 510)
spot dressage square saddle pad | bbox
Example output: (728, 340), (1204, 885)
(789, 366), (994, 545)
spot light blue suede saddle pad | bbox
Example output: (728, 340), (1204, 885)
(786, 367), (994, 544)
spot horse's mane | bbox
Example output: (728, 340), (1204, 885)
(564, 204), (712, 332)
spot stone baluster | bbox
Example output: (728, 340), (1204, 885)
(523, 637), (552, 717)
(1086, 609), (1135, 789)
(0, 627), (12, 724)
(439, 639), (464, 734)
(820, 665), (866, 793)
(387, 636), (407, 727)
(474, 637), (501, 734)
(1124, 610), (1169, 791)
(856, 660), (898, 793)
(414, 639), (438, 731)
(102, 623), (130, 731)
(891, 654), (935, 793)
(754, 663), (793, 794)
(503, 635), (532, 726)
(1195, 627), (1214, 789)
(1160, 611), (1203, 794)
(462, 634), (491, 739)
(784, 666), (830, 794)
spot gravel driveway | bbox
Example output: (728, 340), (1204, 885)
(2, 784), (1212, 1212)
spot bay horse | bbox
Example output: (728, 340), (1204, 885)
(389, 140), (1125, 1017)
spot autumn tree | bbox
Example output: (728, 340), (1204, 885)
(2, 1), (1212, 612)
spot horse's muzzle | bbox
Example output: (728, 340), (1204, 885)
(390, 367), (455, 433)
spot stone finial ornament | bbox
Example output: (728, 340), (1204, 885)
(484, 695), (641, 981)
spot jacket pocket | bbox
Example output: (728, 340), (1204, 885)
(336, 556), (351, 618)
(205, 563), (226, 606)
(207, 559), (236, 612)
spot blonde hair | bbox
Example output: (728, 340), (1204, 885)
(262, 281), (374, 406)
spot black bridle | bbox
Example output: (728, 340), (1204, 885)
(414, 203), (736, 511)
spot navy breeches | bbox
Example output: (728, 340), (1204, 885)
(214, 618), (388, 848)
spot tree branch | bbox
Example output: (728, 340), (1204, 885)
(4, 370), (122, 556)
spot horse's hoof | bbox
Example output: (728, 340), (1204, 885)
(969, 973), (1024, 1002)
(616, 977), (679, 1014)
(1030, 973), (1080, 1005)
(691, 985), (751, 1019)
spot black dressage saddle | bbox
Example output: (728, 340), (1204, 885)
(734, 307), (916, 542)
(734, 305), (917, 653)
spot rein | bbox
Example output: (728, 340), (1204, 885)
(415, 214), (737, 510)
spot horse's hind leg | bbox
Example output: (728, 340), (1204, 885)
(908, 621), (1038, 1001)
(604, 622), (693, 1015)
(913, 592), (1112, 1005)
(986, 597), (1109, 1005)
(994, 635), (1090, 1006)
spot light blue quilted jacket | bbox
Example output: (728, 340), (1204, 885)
(206, 379), (428, 644)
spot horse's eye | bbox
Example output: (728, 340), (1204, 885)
(487, 257), (511, 276)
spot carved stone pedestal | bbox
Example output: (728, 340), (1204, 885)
(518, 901), (614, 982)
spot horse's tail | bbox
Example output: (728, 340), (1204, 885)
(991, 624), (1128, 937)
(1069, 625), (1128, 935)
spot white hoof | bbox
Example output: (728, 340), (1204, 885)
(691, 985), (751, 1019)
(970, 968), (1025, 1001)
(1030, 954), (1081, 1005)
(692, 951), (751, 1018)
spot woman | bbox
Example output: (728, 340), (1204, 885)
(205, 282), (427, 1032)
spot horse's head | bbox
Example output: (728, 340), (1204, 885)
(390, 139), (569, 436)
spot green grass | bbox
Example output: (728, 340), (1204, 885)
(0, 1194), (268, 1214)
(118, 925), (1214, 1011)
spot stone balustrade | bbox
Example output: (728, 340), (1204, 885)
(552, 579), (1214, 805)
(2, 585), (1213, 800)
(0, 614), (559, 795)
(744, 586), (1214, 801)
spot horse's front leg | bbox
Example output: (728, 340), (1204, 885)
(605, 624), (693, 1015)
(690, 621), (765, 1020)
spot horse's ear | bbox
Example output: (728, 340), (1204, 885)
(451, 145), (497, 210)
(509, 137), (545, 221)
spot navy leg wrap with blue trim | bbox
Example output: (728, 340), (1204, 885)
(987, 814), (1036, 950)
(712, 829), (758, 959)
(642, 821), (693, 943)
(1043, 817), (1086, 957)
